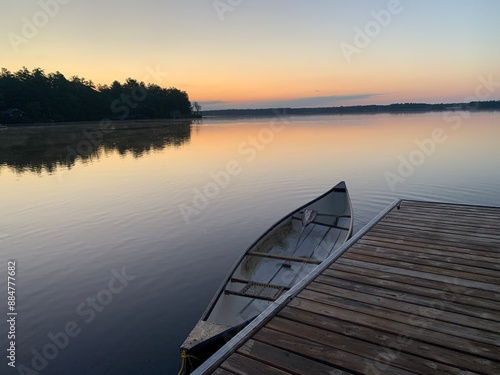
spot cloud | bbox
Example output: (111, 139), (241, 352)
(261, 94), (381, 108)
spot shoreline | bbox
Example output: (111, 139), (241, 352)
(202, 100), (500, 118)
(0, 118), (196, 129)
(1, 102), (499, 127)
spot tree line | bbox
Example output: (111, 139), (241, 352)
(0, 67), (199, 124)
(203, 101), (500, 117)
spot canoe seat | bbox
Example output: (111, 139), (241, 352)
(224, 280), (287, 301)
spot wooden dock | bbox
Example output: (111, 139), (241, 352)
(193, 200), (500, 375)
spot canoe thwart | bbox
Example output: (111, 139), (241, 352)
(291, 216), (350, 231)
(246, 251), (323, 264)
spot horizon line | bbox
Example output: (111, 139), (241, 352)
(201, 99), (500, 112)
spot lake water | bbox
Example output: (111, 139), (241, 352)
(1, 112), (499, 374)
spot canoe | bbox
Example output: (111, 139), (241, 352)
(180, 181), (353, 369)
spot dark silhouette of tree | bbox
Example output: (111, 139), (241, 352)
(192, 101), (202, 117)
(0, 67), (194, 124)
(203, 101), (500, 117)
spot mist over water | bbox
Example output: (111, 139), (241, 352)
(1, 112), (499, 374)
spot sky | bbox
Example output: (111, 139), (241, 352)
(1, 0), (500, 110)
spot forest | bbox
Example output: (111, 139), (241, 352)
(0, 67), (196, 124)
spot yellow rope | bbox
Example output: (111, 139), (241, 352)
(177, 350), (199, 375)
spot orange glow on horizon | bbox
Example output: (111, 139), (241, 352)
(2, 43), (496, 108)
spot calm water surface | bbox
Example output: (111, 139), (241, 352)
(1, 113), (499, 374)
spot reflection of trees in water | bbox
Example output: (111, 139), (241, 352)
(0, 120), (192, 174)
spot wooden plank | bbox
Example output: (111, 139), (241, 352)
(341, 251), (500, 285)
(335, 257), (500, 293)
(380, 213), (500, 233)
(375, 219), (500, 241)
(391, 207), (500, 224)
(386, 207), (499, 225)
(365, 230), (500, 254)
(375, 211), (500, 231)
(389, 204), (500, 220)
(298, 287), (500, 346)
(348, 244), (500, 277)
(351, 242), (500, 272)
(306, 280), (500, 333)
(238, 339), (354, 375)
(288, 297), (500, 362)
(361, 233), (500, 259)
(377, 219), (500, 243)
(246, 252), (321, 265)
(357, 237), (500, 263)
(264, 318), (466, 375)
(400, 200), (500, 212)
(220, 353), (293, 375)
(278, 306), (500, 374)
(323, 266), (500, 309)
(314, 273), (500, 322)
(254, 326), (419, 375)
(371, 224), (500, 252)
(400, 200), (500, 215)
(213, 369), (236, 375)
(370, 223), (500, 249)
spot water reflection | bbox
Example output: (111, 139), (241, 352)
(1, 113), (500, 375)
(0, 120), (192, 174)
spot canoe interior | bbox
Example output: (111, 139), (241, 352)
(181, 182), (352, 361)
(205, 184), (351, 327)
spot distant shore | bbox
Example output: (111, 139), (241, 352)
(202, 100), (500, 118)
(1, 101), (499, 127)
